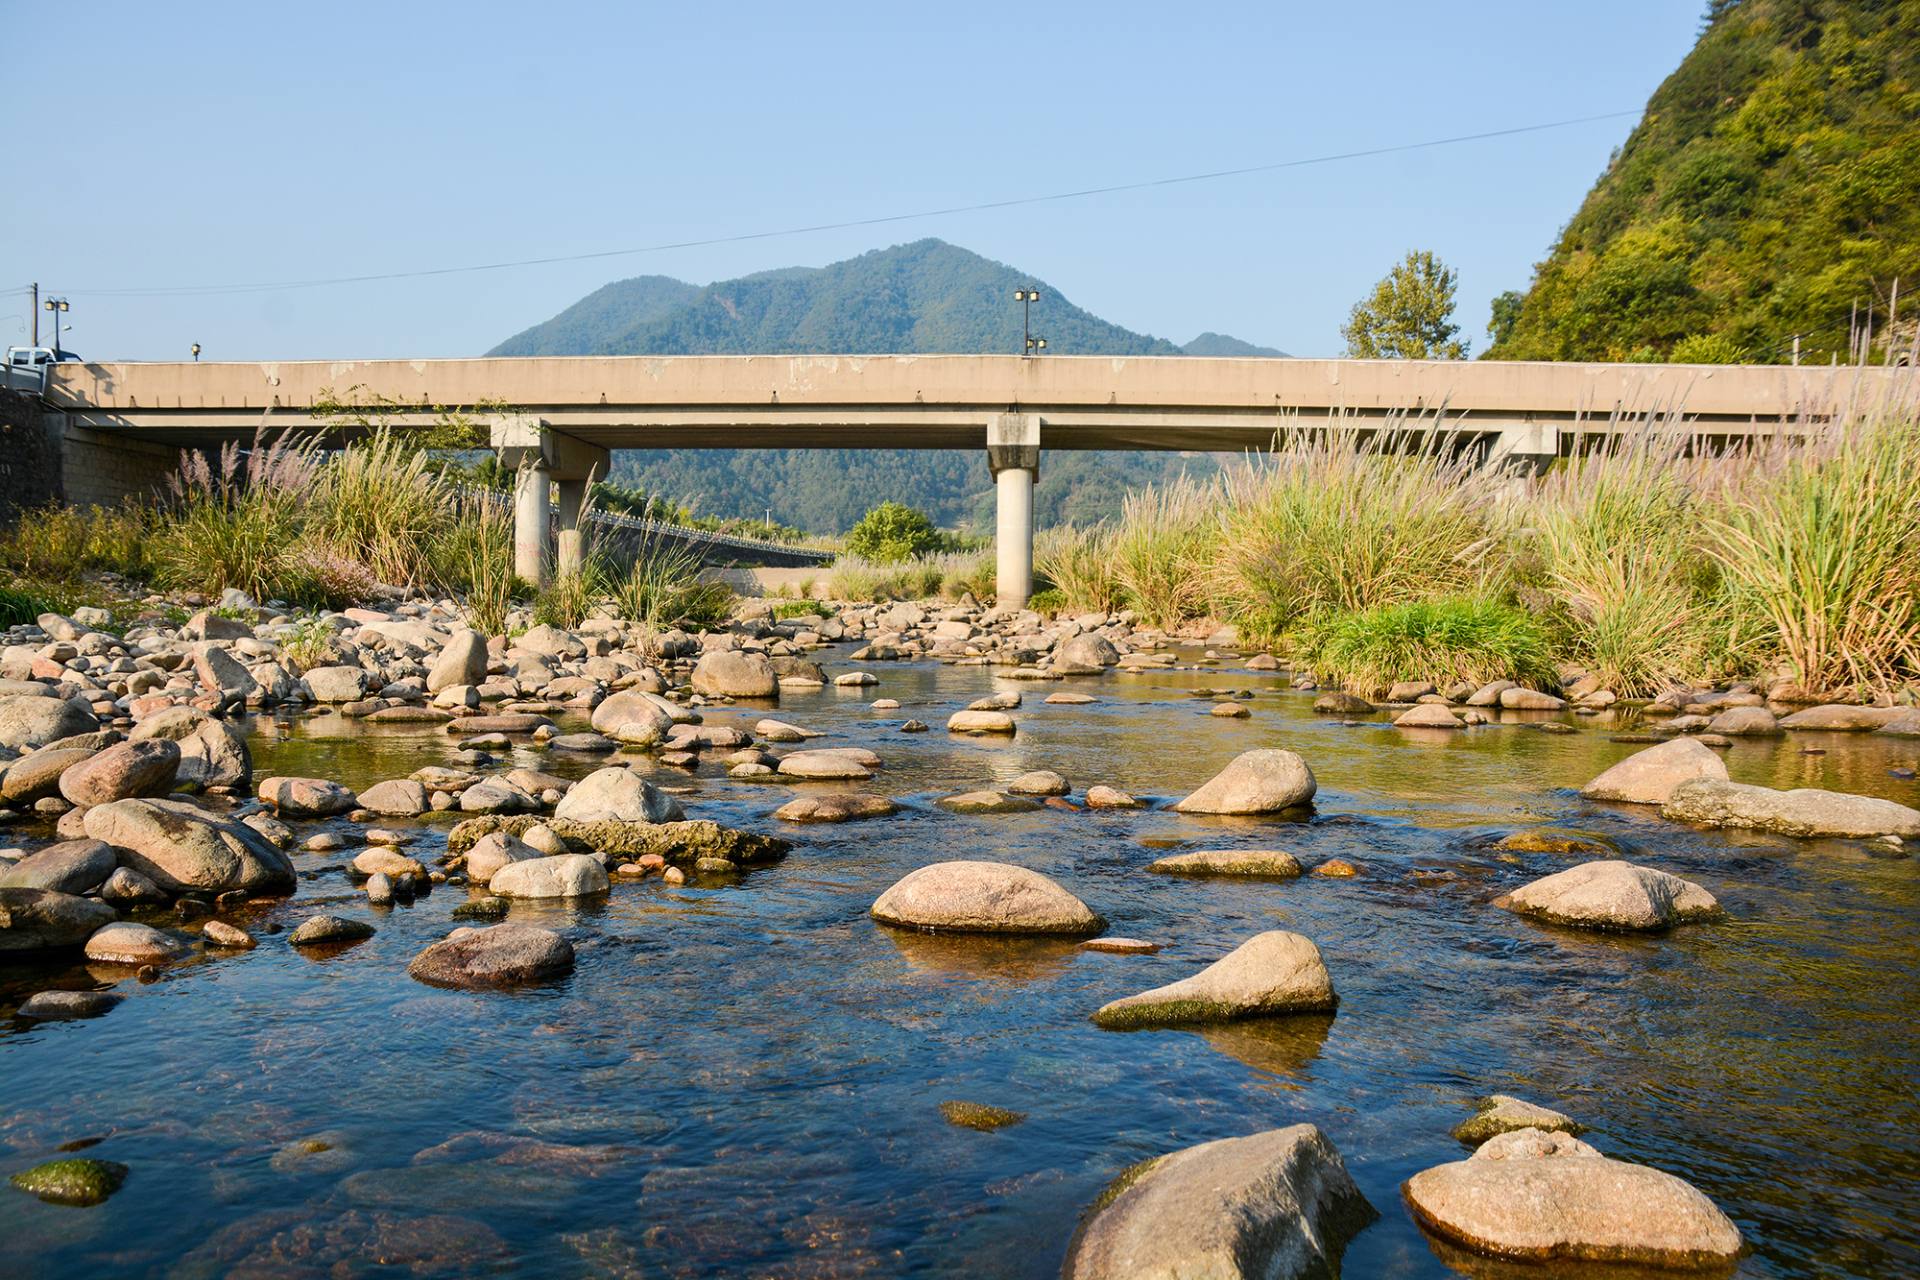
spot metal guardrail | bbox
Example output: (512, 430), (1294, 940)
(452, 483), (834, 564)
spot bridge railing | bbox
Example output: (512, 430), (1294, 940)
(449, 483), (834, 565)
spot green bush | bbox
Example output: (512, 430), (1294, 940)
(845, 502), (940, 563)
(1296, 597), (1558, 698)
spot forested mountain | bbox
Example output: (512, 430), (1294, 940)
(489, 239), (1277, 531)
(1489, 0), (1920, 363)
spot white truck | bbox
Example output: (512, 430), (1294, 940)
(3, 345), (69, 391)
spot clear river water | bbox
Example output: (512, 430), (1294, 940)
(2, 649), (1916, 1278)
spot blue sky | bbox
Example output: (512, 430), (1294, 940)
(2, 1), (1704, 361)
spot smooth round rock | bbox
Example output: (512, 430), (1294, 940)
(84, 921), (193, 966)
(1404, 1129), (1742, 1268)
(774, 794), (898, 823)
(1173, 750), (1316, 815)
(1494, 860), (1721, 932)
(408, 923), (575, 988)
(1092, 930), (1336, 1028)
(871, 861), (1103, 935)
(488, 854), (611, 899)
(289, 914), (375, 946)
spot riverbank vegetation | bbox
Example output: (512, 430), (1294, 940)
(0, 427), (732, 635)
(1031, 401), (1920, 700)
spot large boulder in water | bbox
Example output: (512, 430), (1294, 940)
(82, 797), (296, 895)
(587, 689), (676, 745)
(1063, 1124), (1375, 1280)
(427, 629), (490, 692)
(1579, 738), (1726, 806)
(550, 767), (683, 824)
(0, 695), (96, 750)
(1779, 703), (1903, 732)
(407, 923), (575, 989)
(257, 776), (358, 817)
(1173, 750), (1316, 815)
(871, 861), (1103, 935)
(690, 650), (778, 700)
(1404, 1127), (1742, 1269)
(1053, 633), (1120, 674)
(1494, 860), (1721, 932)
(58, 739), (180, 806)
(0, 888), (117, 952)
(1092, 931), (1337, 1029)
(1661, 778), (1920, 840)
(488, 854), (611, 899)
(129, 706), (252, 789)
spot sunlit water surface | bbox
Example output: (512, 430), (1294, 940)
(3, 652), (1916, 1278)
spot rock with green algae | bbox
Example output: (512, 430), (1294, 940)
(939, 1100), (1028, 1131)
(9, 1157), (129, 1206)
(1452, 1095), (1585, 1146)
(447, 815), (788, 867)
(451, 896), (510, 921)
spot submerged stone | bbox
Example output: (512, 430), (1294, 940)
(939, 1100), (1027, 1131)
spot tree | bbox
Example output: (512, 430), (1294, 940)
(845, 501), (940, 562)
(1341, 251), (1468, 359)
(1487, 290), (1525, 350)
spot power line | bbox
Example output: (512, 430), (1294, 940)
(67, 110), (1636, 300)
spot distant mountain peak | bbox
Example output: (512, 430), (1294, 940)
(1181, 331), (1287, 358)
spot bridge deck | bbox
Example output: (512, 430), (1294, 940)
(43, 355), (1909, 451)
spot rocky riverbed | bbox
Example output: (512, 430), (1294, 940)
(1, 594), (1916, 1277)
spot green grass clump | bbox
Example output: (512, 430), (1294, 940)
(1519, 428), (1749, 696)
(1708, 409), (1920, 697)
(0, 585), (55, 628)
(1295, 597), (1558, 698)
(1034, 525), (1121, 615)
(1218, 424), (1496, 641)
(1109, 477), (1218, 628)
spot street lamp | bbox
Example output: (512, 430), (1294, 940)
(1014, 287), (1047, 357)
(43, 296), (69, 354)
(191, 343), (201, 362)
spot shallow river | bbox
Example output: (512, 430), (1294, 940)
(3, 651), (1916, 1278)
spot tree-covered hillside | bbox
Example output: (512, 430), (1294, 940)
(489, 239), (1276, 531)
(1489, 0), (1920, 363)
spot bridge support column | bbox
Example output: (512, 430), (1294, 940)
(555, 478), (588, 580)
(513, 456), (552, 588)
(1485, 422), (1560, 474)
(988, 413), (1040, 610)
(491, 414), (609, 591)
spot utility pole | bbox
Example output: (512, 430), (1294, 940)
(30, 283), (37, 346)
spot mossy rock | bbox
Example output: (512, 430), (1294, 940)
(939, 1100), (1028, 1132)
(9, 1157), (128, 1206)
(451, 895), (510, 920)
(448, 816), (789, 867)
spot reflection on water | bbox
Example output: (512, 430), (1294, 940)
(1, 652), (1916, 1278)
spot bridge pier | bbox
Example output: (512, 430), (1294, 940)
(490, 415), (609, 591)
(555, 478), (589, 580)
(512, 456), (552, 587)
(988, 413), (1040, 610)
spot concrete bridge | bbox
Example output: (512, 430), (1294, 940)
(34, 354), (1910, 606)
